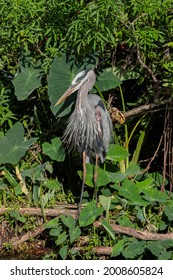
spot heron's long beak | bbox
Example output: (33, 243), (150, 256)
(54, 84), (80, 106)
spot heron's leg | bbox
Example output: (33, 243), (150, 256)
(94, 153), (99, 205)
(78, 151), (86, 217)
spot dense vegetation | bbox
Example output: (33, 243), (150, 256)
(0, 0), (173, 259)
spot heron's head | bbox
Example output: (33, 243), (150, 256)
(55, 69), (96, 106)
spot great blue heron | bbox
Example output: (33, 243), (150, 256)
(55, 69), (113, 212)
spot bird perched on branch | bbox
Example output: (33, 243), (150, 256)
(55, 69), (113, 214)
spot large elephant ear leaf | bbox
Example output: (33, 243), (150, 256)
(48, 54), (76, 117)
(95, 69), (121, 92)
(0, 122), (37, 164)
(13, 59), (42, 101)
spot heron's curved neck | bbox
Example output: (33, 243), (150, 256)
(76, 85), (89, 114)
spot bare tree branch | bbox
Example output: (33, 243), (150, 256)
(123, 97), (173, 119)
(94, 221), (173, 241)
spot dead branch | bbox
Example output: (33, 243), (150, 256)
(6, 225), (45, 248)
(94, 221), (173, 241)
(0, 207), (173, 242)
(74, 246), (112, 256)
(0, 206), (77, 219)
(123, 97), (173, 119)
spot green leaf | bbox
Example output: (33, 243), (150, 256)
(106, 144), (129, 162)
(146, 172), (168, 186)
(117, 215), (135, 228)
(0, 181), (8, 190)
(101, 220), (115, 240)
(21, 162), (52, 182)
(56, 231), (67, 245)
(123, 239), (146, 259)
(13, 60), (42, 100)
(159, 251), (172, 260)
(146, 241), (169, 258)
(42, 137), (65, 162)
(43, 179), (62, 190)
(152, 242), (164, 257)
(99, 195), (111, 211)
(0, 122), (37, 164)
(78, 164), (113, 187)
(48, 54), (80, 117)
(136, 206), (147, 223)
(115, 180), (149, 206)
(61, 215), (76, 229)
(79, 201), (104, 226)
(164, 205), (173, 221)
(50, 228), (61, 237)
(44, 218), (59, 229)
(125, 163), (141, 176)
(136, 178), (154, 188)
(59, 246), (68, 260)
(142, 188), (168, 203)
(159, 221), (167, 231)
(42, 190), (55, 207)
(9, 210), (26, 223)
(69, 226), (81, 243)
(95, 69), (121, 92)
(111, 239), (124, 257)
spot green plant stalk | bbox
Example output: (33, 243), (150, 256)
(0, 190), (6, 206)
(126, 116), (145, 148)
(106, 196), (111, 221)
(119, 160), (126, 173)
(132, 117), (150, 164)
(41, 199), (46, 222)
(2, 190), (6, 205)
(132, 129), (146, 164)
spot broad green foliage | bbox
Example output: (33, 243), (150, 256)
(79, 201), (104, 227)
(106, 144), (129, 162)
(0, 122), (37, 164)
(13, 59), (42, 100)
(45, 215), (81, 259)
(42, 137), (65, 162)
(147, 240), (173, 260)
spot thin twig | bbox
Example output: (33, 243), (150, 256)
(138, 134), (163, 175)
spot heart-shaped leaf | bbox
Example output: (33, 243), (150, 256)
(48, 54), (80, 117)
(42, 137), (65, 162)
(69, 226), (81, 243)
(95, 69), (121, 92)
(61, 214), (76, 229)
(79, 201), (104, 226)
(78, 164), (113, 187)
(0, 122), (37, 164)
(111, 239), (124, 257)
(106, 144), (129, 162)
(13, 60), (42, 100)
